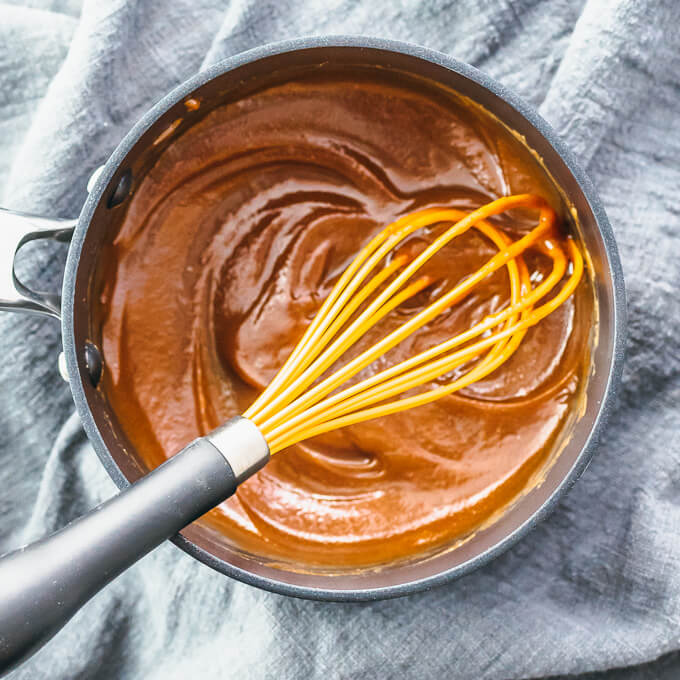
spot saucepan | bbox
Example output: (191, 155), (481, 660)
(0, 34), (625, 621)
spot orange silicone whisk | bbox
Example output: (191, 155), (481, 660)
(0, 194), (584, 668)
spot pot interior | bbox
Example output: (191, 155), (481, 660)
(66, 42), (622, 599)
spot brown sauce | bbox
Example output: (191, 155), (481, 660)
(97, 71), (592, 568)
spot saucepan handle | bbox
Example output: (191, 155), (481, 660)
(0, 417), (270, 676)
(0, 207), (76, 319)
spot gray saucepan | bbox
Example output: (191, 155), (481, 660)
(0, 35), (626, 673)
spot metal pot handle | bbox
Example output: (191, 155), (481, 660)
(0, 207), (76, 319)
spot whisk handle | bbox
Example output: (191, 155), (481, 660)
(0, 417), (269, 676)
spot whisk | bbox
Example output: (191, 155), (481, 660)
(0, 193), (582, 673)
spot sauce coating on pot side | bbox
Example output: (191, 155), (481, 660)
(98, 72), (592, 568)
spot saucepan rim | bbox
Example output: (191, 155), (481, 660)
(62, 35), (626, 602)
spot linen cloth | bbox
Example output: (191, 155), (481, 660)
(1, 0), (679, 677)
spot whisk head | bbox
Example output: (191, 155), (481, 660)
(244, 194), (583, 454)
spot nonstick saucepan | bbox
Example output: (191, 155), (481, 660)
(0, 37), (626, 675)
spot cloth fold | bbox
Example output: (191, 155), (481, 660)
(1, 0), (679, 678)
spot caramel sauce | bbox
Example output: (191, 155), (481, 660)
(98, 71), (592, 568)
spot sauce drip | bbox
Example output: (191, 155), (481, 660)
(98, 71), (592, 568)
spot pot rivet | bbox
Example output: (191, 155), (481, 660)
(84, 341), (103, 387)
(86, 165), (105, 194)
(57, 352), (69, 383)
(107, 169), (132, 208)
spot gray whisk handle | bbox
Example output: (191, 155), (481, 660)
(0, 417), (269, 676)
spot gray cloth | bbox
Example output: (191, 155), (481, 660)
(1, 0), (679, 677)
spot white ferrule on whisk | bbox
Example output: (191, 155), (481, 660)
(207, 416), (270, 485)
